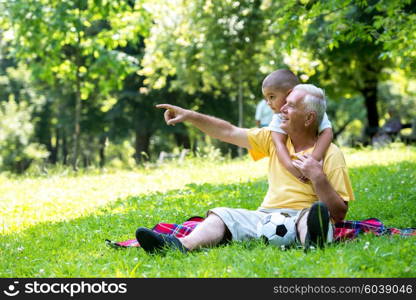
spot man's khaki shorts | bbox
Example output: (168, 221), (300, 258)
(208, 207), (302, 242)
(208, 206), (334, 244)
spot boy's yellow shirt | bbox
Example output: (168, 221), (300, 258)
(247, 128), (355, 210)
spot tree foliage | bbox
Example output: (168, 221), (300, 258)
(1, 0), (416, 173)
(3, 0), (150, 169)
(141, 0), (278, 128)
(265, 0), (416, 141)
(0, 100), (47, 173)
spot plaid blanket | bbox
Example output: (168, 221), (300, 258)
(106, 216), (204, 248)
(333, 218), (416, 241)
(105, 216), (416, 249)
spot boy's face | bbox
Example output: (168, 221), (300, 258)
(262, 86), (289, 112)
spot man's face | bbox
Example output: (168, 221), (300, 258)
(279, 89), (307, 133)
(262, 87), (288, 113)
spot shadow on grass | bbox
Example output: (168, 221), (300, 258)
(1, 161), (415, 277)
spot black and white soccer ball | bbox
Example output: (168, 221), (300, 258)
(257, 212), (297, 247)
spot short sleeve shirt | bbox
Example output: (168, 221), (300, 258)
(255, 100), (273, 126)
(247, 128), (354, 210)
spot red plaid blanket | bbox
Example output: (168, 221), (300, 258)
(106, 216), (204, 248)
(105, 216), (416, 248)
(333, 218), (416, 241)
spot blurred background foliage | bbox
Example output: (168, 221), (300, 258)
(0, 0), (415, 173)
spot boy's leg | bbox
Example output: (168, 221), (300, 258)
(179, 213), (227, 251)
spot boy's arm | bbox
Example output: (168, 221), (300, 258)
(272, 132), (307, 182)
(156, 104), (251, 149)
(312, 128), (333, 161)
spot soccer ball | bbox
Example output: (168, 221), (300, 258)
(257, 212), (297, 247)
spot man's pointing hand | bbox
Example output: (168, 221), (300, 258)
(156, 104), (190, 126)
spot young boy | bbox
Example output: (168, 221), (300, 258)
(262, 70), (333, 182)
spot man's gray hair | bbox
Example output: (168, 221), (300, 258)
(293, 84), (326, 127)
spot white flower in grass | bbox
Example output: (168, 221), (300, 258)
(133, 257), (138, 262)
(17, 246), (24, 252)
(363, 242), (370, 250)
(39, 269), (45, 274)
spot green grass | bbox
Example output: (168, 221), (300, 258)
(1, 144), (415, 277)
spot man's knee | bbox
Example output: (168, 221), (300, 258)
(207, 211), (225, 226)
(206, 212), (232, 244)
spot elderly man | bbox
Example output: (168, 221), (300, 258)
(136, 82), (354, 253)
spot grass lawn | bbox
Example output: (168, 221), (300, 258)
(0, 144), (415, 277)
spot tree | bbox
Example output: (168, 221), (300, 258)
(4, 0), (150, 169)
(0, 100), (48, 173)
(251, 0), (415, 143)
(141, 0), (277, 154)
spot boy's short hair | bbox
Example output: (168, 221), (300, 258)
(262, 69), (300, 92)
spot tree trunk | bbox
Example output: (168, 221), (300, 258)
(72, 77), (81, 170)
(72, 6), (83, 171)
(62, 129), (69, 165)
(237, 69), (243, 157)
(134, 130), (151, 164)
(45, 139), (54, 164)
(174, 132), (191, 149)
(82, 154), (89, 168)
(37, 100), (55, 163)
(99, 135), (107, 168)
(49, 128), (59, 164)
(361, 78), (379, 143)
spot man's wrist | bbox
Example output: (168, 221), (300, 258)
(186, 110), (196, 122)
(310, 172), (327, 185)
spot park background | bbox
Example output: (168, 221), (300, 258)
(0, 0), (415, 277)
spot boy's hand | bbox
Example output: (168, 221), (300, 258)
(297, 174), (309, 183)
(290, 162), (309, 183)
(292, 154), (324, 183)
(156, 104), (190, 126)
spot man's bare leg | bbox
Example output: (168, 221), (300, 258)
(179, 213), (226, 251)
(296, 211), (309, 245)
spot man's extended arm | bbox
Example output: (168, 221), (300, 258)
(156, 104), (251, 149)
(293, 154), (348, 222)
